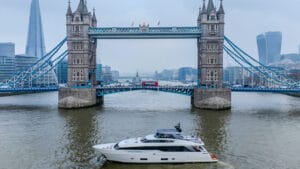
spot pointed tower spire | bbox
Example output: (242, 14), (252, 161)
(67, 0), (72, 15)
(201, 0), (207, 13)
(207, 0), (215, 12)
(92, 7), (97, 22)
(26, 0), (46, 58)
(76, 0), (88, 13)
(92, 7), (97, 27)
(218, 0), (225, 14)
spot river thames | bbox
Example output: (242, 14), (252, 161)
(0, 91), (299, 169)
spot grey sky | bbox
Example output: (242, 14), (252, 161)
(0, 0), (300, 74)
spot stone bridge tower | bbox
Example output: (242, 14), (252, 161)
(193, 0), (231, 110)
(59, 0), (101, 109)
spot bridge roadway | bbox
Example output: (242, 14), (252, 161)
(1, 86), (300, 95)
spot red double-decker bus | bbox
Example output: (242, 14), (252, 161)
(142, 81), (159, 87)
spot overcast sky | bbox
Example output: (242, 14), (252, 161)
(0, 0), (300, 74)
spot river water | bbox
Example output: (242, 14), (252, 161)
(0, 91), (299, 169)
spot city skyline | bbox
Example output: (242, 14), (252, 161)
(0, 0), (300, 74)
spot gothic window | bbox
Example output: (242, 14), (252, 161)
(73, 42), (83, 50)
(207, 70), (211, 81)
(75, 16), (80, 22)
(210, 14), (216, 20)
(209, 25), (218, 34)
(207, 43), (218, 52)
(210, 25), (215, 31)
(77, 72), (80, 81)
(214, 71), (218, 81)
(73, 26), (80, 32)
(73, 72), (76, 81)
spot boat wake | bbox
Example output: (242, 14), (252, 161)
(217, 161), (235, 169)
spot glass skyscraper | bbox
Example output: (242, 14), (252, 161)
(56, 60), (68, 84)
(0, 43), (15, 82)
(96, 64), (102, 84)
(256, 34), (267, 65)
(257, 31), (282, 65)
(26, 0), (46, 58)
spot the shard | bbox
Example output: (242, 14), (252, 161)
(25, 0), (46, 58)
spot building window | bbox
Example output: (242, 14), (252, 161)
(210, 15), (216, 20)
(73, 42), (83, 50)
(73, 26), (80, 32)
(214, 71), (218, 81)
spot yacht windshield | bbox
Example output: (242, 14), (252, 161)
(155, 133), (184, 139)
(141, 138), (174, 143)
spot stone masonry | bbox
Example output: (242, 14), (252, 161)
(193, 0), (231, 110)
(59, 0), (102, 109)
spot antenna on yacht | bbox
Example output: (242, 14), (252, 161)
(175, 123), (182, 132)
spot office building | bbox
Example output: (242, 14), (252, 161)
(281, 53), (300, 63)
(96, 64), (102, 84)
(56, 60), (68, 84)
(257, 31), (282, 65)
(178, 67), (197, 82)
(111, 71), (120, 82)
(102, 66), (112, 84)
(26, 0), (46, 58)
(256, 34), (267, 65)
(224, 66), (244, 86)
(0, 43), (15, 82)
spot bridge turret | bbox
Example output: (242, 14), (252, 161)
(66, 0), (97, 87)
(92, 8), (97, 28)
(198, 0), (207, 25)
(60, 0), (100, 109)
(66, 1), (73, 29)
(217, 0), (225, 23)
(193, 0), (231, 110)
(197, 0), (224, 88)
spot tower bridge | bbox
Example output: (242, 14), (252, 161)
(1, 0), (298, 108)
(58, 0), (231, 110)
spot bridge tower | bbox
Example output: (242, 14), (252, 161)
(193, 0), (231, 110)
(59, 0), (102, 108)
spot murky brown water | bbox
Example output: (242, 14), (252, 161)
(0, 91), (299, 169)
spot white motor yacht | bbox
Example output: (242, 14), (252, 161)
(93, 124), (217, 164)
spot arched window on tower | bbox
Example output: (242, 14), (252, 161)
(214, 71), (218, 81)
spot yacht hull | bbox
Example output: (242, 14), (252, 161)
(93, 144), (217, 164)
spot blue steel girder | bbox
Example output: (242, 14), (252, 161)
(88, 27), (201, 39)
(0, 87), (58, 93)
(231, 87), (300, 93)
(96, 86), (194, 97)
